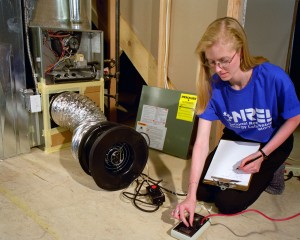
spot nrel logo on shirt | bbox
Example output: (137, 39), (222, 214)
(223, 108), (272, 131)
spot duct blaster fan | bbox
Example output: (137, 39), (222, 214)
(49, 91), (148, 191)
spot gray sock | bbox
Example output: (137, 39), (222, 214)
(265, 164), (285, 195)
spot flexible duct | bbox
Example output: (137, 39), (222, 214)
(50, 92), (148, 190)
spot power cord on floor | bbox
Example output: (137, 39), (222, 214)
(285, 171), (300, 181)
(122, 179), (160, 213)
(121, 173), (187, 213)
(200, 208), (300, 225)
(139, 173), (187, 197)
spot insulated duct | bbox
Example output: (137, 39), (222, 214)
(50, 92), (148, 190)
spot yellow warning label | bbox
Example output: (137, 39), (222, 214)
(176, 93), (197, 122)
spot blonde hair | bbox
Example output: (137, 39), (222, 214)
(195, 17), (267, 114)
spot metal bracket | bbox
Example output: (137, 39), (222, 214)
(211, 176), (240, 190)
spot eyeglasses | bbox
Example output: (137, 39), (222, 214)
(203, 51), (237, 69)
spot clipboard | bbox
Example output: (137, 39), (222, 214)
(203, 140), (260, 191)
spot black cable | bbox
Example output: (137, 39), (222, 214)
(159, 185), (187, 197)
(285, 171), (300, 182)
(140, 173), (187, 196)
(122, 179), (160, 213)
(140, 173), (163, 184)
(121, 173), (188, 213)
(285, 171), (294, 181)
(133, 180), (160, 213)
(139, 132), (151, 147)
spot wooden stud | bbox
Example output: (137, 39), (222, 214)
(157, 0), (172, 88)
(119, 17), (158, 87)
(227, 0), (246, 23)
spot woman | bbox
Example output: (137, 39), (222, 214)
(172, 17), (300, 227)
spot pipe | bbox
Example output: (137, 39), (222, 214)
(115, 0), (120, 107)
(24, 0), (38, 88)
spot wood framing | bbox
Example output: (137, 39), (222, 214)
(227, 0), (247, 24)
(119, 17), (158, 87)
(37, 80), (104, 153)
(157, 0), (171, 88)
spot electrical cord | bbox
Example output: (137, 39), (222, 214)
(121, 173), (187, 212)
(122, 179), (160, 213)
(201, 208), (300, 225)
(285, 171), (294, 181)
(123, 165), (299, 225)
(285, 171), (300, 181)
(139, 173), (187, 196)
(159, 185), (187, 197)
(122, 172), (300, 227)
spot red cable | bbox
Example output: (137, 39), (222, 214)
(201, 209), (300, 225)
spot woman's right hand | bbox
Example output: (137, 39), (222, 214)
(172, 197), (197, 227)
(171, 119), (211, 227)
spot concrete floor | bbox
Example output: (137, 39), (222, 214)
(0, 129), (299, 240)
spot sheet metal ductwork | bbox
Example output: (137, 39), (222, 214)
(29, 0), (91, 30)
(50, 92), (148, 191)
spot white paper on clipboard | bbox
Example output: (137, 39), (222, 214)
(204, 140), (260, 189)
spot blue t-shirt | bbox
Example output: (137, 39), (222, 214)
(198, 62), (300, 143)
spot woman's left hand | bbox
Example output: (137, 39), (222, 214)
(237, 151), (264, 174)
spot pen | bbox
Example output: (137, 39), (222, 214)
(236, 154), (262, 170)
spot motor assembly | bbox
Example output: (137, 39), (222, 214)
(44, 30), (100, 83)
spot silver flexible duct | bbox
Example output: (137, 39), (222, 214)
(50, 91), (107, 161)
(50, 91), (106, 131)
(71, 120), (100, 162)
